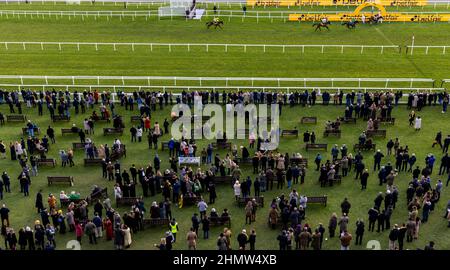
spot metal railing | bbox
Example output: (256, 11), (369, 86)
(0, 75), (436, 88)
(0, 41), (403, 54)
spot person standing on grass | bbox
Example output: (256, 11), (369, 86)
(186, 227), (197, 250)
(340, 230), (352, 250)
(355, 218), (365, 246)
(414, 116), (422, 131)
(202, 216), (210, 239)
(328, 213), (337, 238)
(248, 229), (256, 250)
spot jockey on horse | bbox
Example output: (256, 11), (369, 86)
(313, 17), (331, 31)
(206, 16), (224, 29)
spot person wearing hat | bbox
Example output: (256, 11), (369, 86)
(408, 153), (417, 172)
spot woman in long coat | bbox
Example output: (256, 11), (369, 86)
(104, 217), (114, 241)
(123, 224), (132, 248)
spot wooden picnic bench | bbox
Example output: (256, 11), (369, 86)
(212, 142), (232, 150)
(103, 128), (123, 136)
(143, 218), (170, 229)
(116, 197), (140, 208)
(281, 129), (299, 137)
(37, 158), (56, 167)
(182, 195), (200, 206)
(60, 198), (83, 207)
(323, 130), (342, 138)
(301, 117), (317, 124)
(307, 195), (328, 206)
(61, 128), (78, 135)
(236, 158), (253, 165)
(47, 176), (74, 186)
(209, 216), (231, 227)
(290, 157), (308, 167)
(366, 129), (387, 138)
(306, 143), (328, 151)
(213, 175), (233, 184)
(84, 158), (103, 166)
(377, 117), (396, 125)
(353, 143), (376, 151)
(130, 116), (142, 123)
(86, 188), (108, 204)
(341, 117), (357, 124)
(72, 142), (88, 150)
(237, 196), (264, 208)
(110, 145), (127, 161)
(22, 127), (40, 135)
(6, 115), (26, 122)
(52, 115), (70, 122)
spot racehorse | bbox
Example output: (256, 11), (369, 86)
(342, 20), (359, 29)
(206, 20), (224, 29)
(368, 15), (383, 24)
(312, 21), (331, 32)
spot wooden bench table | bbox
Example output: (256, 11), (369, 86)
(290, 157), (308, 167)
(103, 128), (123, 136)
(306, 143), (327, 151)
(179, 157), (201, 167)
(116, 197), (140, 207)
(378, 118), (395, 125)
(22, 127), (40, 135)
(353, 143), (376, 151)
(130, 116), (142, 123)
(61, 128), (78, 136)
(52, 115), (70, 122)
(323, 130), (342, 138)
(73, 142), (88, 150)
(37, 158), (56, 167)
(47, 176), (74, 186)
(281, 129), (299, 137)
(366, 129), (386, 138)
(143, 218), (170, 229)
(6, 115), (26, 122)
(307, 195), (328, 206)
(84, 158), (103, 166)
(237, 196), (264, 208)
(301, 117), (317, 124)
(209, 216), (231, 227)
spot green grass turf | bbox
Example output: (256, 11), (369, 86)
(0, 18), (447, 82)
(0, 3), (448, 250)
(1, 103), (450, 250)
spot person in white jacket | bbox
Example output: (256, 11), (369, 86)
(414, 116), (422, 131)
(233, 181), (241, 201)
(136, 126), (143, 142)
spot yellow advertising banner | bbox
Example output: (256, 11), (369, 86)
(247, 0), (428, 7)
(288, 12), (450, 22)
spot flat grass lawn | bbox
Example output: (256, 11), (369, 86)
(1, 103), (450, 250)
(0, 3), (448, 250)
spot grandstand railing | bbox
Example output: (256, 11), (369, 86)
(0, 41), (402, 54)
(0, 75), (436, 88)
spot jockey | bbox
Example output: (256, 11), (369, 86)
(321, 17), (328, 24)
(213, 17), (220, 23)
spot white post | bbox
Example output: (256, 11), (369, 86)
(23, 42), (26, 50)
(410, 35), (415, 55)
(425, 46), (429, 55)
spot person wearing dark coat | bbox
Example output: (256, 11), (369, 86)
(377, 210), (385, 232)
(397, 223), (407, 250)
(35, 190), (44, 213)
(277, 230), (288, 250)
(355, 219), (365, 245)
(208, 182), (217, 204)
(340, 198), (351, 215)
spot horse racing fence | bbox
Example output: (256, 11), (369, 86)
(0, 9), (450, 23)
(0, 41), (407, 54)
(0, 76), (439, 93)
